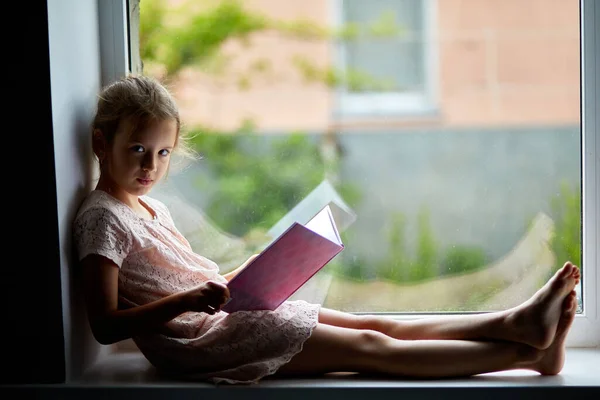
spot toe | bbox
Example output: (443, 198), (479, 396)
(565, 292), (576, 311)
(570, 265), (579, 276)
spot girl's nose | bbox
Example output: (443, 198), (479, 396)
(142, 154), (157, 171)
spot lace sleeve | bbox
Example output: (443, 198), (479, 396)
(73, 207), (133, 267)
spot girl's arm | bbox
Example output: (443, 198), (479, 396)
(222, 254), (260, 282)
(82, 254), (229, 345)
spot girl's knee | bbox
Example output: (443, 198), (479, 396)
(354, 329), (391, 356)
(346, 329), (396, 372)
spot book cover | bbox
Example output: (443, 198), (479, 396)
(222, 205), (344, 313)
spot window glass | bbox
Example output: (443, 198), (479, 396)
(137, 0), (582, 314)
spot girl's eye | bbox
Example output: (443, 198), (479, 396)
(159, 149), (170, 156)
(131, 145), (144, 153)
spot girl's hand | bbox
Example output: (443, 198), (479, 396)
(180, 281), (230, 315)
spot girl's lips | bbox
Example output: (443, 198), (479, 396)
(137, 178), (152, 186)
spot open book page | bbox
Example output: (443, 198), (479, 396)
(305, 205), (342, 245)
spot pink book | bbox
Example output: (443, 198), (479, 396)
(222, 205), (344, 313)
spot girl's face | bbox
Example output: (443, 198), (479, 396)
(106, 117), (178, 199)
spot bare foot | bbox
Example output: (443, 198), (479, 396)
(532, 290), (577, 375)
(504, 261), (580, 349)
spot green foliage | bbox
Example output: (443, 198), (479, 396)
(139, 0), (408, 88)
(439, 246), (488, 276)
(291, 55), (398, 91)
(414, 207), (437, 281)
(178, 1), (266, 66)
(336, 250), (370, 282)
(138, 0), (166, 63)
(366, 10), (403, 38)
(335, 23), (360, 41)
(549, 181), (582, 274)
(373, 208), (487, 284)
(140, 0), (268, 75)
(272, 19), (330, 40)
(189, 127), (327, 237)
(377, 212), (409, 281)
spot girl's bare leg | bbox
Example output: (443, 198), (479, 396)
(318, 261), (580, 349)
(275, 291), (577, 378)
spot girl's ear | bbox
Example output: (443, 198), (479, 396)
(92, 129), (107, 161)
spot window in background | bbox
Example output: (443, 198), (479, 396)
(335, 0), (437, 116)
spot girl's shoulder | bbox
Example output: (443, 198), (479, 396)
(74, 190), (136, 232)
(75, 190), (125, 219)
(73, 190), (135, 264)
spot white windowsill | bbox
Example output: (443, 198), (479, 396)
(82, 347), (600, 386)
(4, 348), (598, 399)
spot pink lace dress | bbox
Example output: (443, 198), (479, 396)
(73, 190), (320, 384)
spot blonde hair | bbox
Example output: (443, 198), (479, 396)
(92, 74), (197, 161)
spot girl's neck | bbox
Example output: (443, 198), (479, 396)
(95, 175), (139, 210)
(95, 175), (155, 220)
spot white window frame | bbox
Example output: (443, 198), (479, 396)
(331, 0), (438, 117)
(573, 0), (600, 348)
(122, 0), (598, 348)
(98, 0), (130, 86)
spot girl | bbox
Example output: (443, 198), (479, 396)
(73, 74), (581, 384)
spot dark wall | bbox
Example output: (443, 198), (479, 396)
(2, 0), (66, 384)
